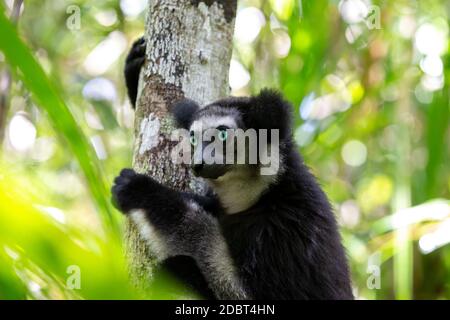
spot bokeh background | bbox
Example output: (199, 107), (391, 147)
(0, 0), (449, 299)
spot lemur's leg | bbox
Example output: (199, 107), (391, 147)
(124, 37), (146, 107)
(112, 169), (250, 299)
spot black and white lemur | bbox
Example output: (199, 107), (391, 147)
(112, 38), (353, 300)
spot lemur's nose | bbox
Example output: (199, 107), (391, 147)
(192, 164), (204, 175)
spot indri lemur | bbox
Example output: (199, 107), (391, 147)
(112, 38), (354, 299)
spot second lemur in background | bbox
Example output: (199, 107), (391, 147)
(113, 38), (354, 299)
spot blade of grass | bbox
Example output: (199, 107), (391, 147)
(425, 90), (449, 199)
(393, 81), (413, 300)
(0, 7), (118, 235)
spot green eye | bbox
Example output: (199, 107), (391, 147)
(189, 135), (198, 146)
(218, 130), (228, 141)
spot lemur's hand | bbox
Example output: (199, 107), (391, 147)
(125, 37), (146, 107)
(111, 168), (159, 213)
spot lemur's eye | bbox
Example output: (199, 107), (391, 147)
(218, 129), (228, 142)
(189, 135), (198, 146)
(189, 131), (198, 146)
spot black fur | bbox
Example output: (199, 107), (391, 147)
(171, 99), (200, 129)
(205, 89), (292, 141)
(118, 38), (354, 300)
(113, 169), (208, 253)
(219, 142), (353, 299)
(124, 37), (146, 107)
(112, 169), (243, 299)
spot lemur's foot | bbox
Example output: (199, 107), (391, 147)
(125, 37), (146, 107)
(111, 168), (159, 213)
(126, 37), (146, 65)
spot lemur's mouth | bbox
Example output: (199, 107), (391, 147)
(192, 164), (230, 179)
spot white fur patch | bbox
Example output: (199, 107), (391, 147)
(185, 200), (249, 299)
(190, 116), (237, 132)
(130, 209), (169, 261)
(199, 231), (249, 299)
(209, 167), (276, 214)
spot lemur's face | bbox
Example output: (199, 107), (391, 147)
(188, 106), (244, 179)
(171, 90), (291, 180)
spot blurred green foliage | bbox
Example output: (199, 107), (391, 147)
(0, 0), (449, 300)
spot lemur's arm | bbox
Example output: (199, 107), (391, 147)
(124, 37), (146, 107)
(112, 169), (249, 299)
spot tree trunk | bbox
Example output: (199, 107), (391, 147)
(125, 0), (237, 296)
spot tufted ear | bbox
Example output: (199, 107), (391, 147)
(170, 99), (200, 129)
(244, 88), (293, 140)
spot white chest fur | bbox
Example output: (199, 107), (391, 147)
(208, 168), (276, 214)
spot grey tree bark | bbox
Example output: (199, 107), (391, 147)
(125, 0), (237, 296)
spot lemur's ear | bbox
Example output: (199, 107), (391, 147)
(170, 99), (200, 129)
(246, 88), (293, 140)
